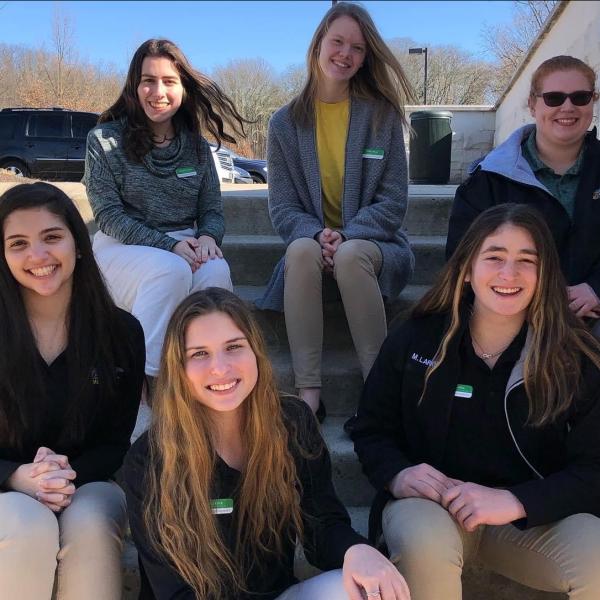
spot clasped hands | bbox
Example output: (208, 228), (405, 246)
(317, 228), (344, 273)
(7, 446), (76, 513)
(173, 235), (223, 273)
(389, 463), (526, 532)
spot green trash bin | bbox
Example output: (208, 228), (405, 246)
(409, 111), (452, 184)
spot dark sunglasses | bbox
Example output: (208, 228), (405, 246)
(535, 90), (597, 107)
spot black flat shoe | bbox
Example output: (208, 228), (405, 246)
(315, 400), (327, 424)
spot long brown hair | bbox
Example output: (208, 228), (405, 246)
(144, 288), (305, 598)
(100, 38), (248, 160)
(0, 183), (131, 449)
(415, 203), (600, 425)
(291, 1), (415, 127)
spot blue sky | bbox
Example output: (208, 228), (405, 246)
(1, 1), (516, 74)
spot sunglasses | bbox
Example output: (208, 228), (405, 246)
(535, 90), (597, 107)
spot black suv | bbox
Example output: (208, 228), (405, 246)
(0, 107), (98, 181)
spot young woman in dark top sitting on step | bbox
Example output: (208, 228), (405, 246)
(353, 203), (600, 599)
(123, 287), (409, 600)
(0, 182), (145, 600)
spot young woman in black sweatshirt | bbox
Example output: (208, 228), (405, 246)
(123, 288), (409, 600)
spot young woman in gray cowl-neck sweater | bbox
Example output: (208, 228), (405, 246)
(85, 39), (247, 380)
(259, 3), (415, 423)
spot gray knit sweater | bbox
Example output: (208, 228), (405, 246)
(257, 96), (414, 311)
(84, 120), (224, 251)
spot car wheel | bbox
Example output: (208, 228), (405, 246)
(251, 174), (265, 184)
(1, 160), (30, 178)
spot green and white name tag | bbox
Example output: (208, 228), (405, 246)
(210, 498), (233, 515)
(454, 384), (473, 398)
(362, 148), (384, 160)
(176, 167), (197, 178)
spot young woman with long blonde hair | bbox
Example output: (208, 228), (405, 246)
(123, 288), (409, 600)
(354, 204), (600, 599)
(258, 2), (415, 424)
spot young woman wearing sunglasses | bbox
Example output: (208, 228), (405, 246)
(447, 55), (600, 327)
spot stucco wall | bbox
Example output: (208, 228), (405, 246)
(495, 1), (600, 144)
(405, 105), (496, 184)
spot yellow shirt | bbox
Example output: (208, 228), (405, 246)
(315, 99), (349, 229)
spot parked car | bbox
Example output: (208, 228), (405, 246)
(0, 107), (98, 181)
(223, 146), (268, 184)
(233, 165), (253, 184)
(209, 144), (235, 184)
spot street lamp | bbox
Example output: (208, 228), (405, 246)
(408, 47), (428, 105)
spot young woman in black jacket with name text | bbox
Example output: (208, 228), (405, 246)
(353, 204), (600, 600)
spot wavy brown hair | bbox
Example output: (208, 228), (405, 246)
(99, 38), (248, 161)
(144, 288), (305, 598)
(291, 1), (415, 127)
(414, 204), (600, 425)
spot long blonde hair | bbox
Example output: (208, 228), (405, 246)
(415, 204), (600, 425)
(291, 1), (415, 127)
(144, 288), (305, 597)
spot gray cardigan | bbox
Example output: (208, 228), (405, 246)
(84, 120), (224, 251)
(257, 96), (414, 311)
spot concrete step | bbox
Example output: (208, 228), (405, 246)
(223, 234), (446, 287)
(222, 187), (455, 237)
(323, 418), (375, 506)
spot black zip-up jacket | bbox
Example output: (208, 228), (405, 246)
(123, 398), (367, 600)
(352, 310), (600, 541)
(446, 127), (600, 297)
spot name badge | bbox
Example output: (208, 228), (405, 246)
(362, 148), (384, 160)
(454, 384), (473, 398)
(176, 167), (197, 178)
(210, 498), (233, 514)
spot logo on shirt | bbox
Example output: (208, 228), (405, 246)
(411, 353), (436, 367)
(592, 188), (600, 200)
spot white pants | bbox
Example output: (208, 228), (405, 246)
(0, 482), (127, 600)
(93, 229), (233, 376)
(276, 569), (349, 600)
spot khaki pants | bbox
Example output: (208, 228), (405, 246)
(284, 238), (386, 388)
(0, 481), (127, 600)
(382, 497), (600, 600)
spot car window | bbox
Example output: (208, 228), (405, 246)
(0, 114), (19, 139)
(71, 114), (98, 138)
(26, 114), (66, 138)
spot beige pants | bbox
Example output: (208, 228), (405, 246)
(284, 238), (386, 388)
(276, 569), (348, 599)
(382, 497), (600, 600)
(0, 481), (127, 600)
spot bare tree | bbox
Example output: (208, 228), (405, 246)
(482, 0), (558, 97)
(212, 58), (285, 158)
(279, 63), (306, 103)
(389, 38), (494, 105)
(0, 42), (123, 112)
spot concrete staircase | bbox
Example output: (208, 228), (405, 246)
(121, 185), (563, 599)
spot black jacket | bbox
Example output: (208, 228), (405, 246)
(123, 398), (367, 600)
(0, 309), (145, 487)
(446, 127), (600, 296)
(352, 311), (600, 541)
